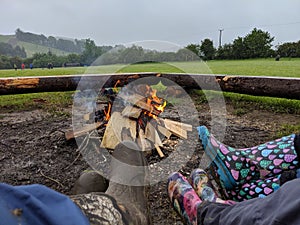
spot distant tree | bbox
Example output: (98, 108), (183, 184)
(118, 45), (144, 64)
(48, 36), (57, 48)
(0, 43), (26, 58)
(80, 39), (98, 65)
(186, 44), (200, 58)
(74, 39), (86, 53)
(200, 39), (216, 60)
(14, 46), (27, 58)
(216, 44), (234, 59)
(232, 37), (247, 59)
(243, 28), (274, 58)
(66, 53), (81, 63)
(276, 41), (300, 58)
(176, 48), (198, 61)
(80, 39), (113, 65)
(0, 55), (12, 69)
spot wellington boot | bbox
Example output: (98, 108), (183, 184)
(105, 140), (151, 225)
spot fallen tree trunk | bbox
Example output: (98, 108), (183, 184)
(0, 73), (300, 100)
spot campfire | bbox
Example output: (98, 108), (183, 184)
(66, 78), (192, 158)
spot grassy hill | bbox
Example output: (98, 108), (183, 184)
(0, 34), (73, 57)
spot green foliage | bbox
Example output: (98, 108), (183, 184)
(0, 42), (26, 58)
(216, 28), (274, 59)
(216, 44), (234, 59)
(276, 124), (300, 137)
(0, 91), (73, 114)
(15, 28), (85, 53)
(186, 44), (200, 57)
(1, 59), (300, 77)
(80, 39), (113, 65)
(193, 90), (300, 115)
(223, 92), (300, 114)
(200, 39), (216, 60)
(277, 41), (300, 58)
(243, 28), (274, 58)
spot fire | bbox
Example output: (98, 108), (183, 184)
(102, 81), (167, 123)
(104, 102), (111, 121)
(113, 80), (121, 92)
(144, 85), (166, 119)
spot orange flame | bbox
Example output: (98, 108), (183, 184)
(104, 102), (111, 121)
(144, 85), (166, 119)
(113, 80), (121, 93)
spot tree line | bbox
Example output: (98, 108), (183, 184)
(1, 28), (300, 70)
(187, 28), (300, 60)
(15, 28), (85, 53)
(0, 42), (27, 58)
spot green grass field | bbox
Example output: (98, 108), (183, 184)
(0, 58), (299, 78)
(0, 58), (299, 123)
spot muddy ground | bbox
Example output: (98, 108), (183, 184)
(1, 97), (300, 225)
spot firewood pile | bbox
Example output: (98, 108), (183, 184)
(65, 80), (192, 158)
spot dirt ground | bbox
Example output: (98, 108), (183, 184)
(1, 97), (300, 225)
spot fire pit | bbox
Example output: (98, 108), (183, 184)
(66, 76), (192, 159)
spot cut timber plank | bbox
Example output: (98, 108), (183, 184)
(154, 144), (164, 158)
(83, 113), (92, 121)
(137, 129), (153, 156)
(121, 106), (142, 119)
(163, 120), (188, 139)
(161, 118), (192, 131)
(65, 122), (103, 140)
(145, 122), (163, 147)
(101, 112), (136, 149)
(157, 125), (172, 139)
(119, 93), (161, 115)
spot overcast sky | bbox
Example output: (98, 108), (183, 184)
(1, 0), (300, 48)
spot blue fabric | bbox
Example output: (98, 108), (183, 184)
(297, 168), (300, 178)
(0, 183), (89, 225)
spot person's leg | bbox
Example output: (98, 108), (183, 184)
(73, 169), (108, 194)
(189, 168), (236, 205)
(229, 176), (281, 201)
(168, 172), (202, 225)
(70, 193), (131, 225)
(197, 126), (299, 191)
(197, 179), (300, 225)
(72, 139), (151, 225)
(105, 140), (151, 225)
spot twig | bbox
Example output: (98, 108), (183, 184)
(64, 132), (94, 170)
(39, 169), (64, 187)
(64, 151), (82, 170)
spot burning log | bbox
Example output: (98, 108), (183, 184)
(119, 93), (162, 116)
(157, 125), (172, 139)
(121, 106), (142, 119)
